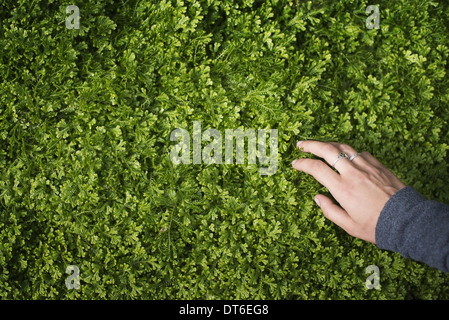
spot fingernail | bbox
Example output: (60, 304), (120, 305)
(292, 159), (297, 166)
(314, 196), (321, 207)
(297, 141), (304, 149)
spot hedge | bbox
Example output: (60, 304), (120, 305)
(1, 0), (449, 299)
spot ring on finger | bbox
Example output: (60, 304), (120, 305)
(349, 153), (361, 161)
(332, 152), (349, 167)
(331, 152), (362, 167)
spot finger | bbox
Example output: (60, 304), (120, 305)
(292, 158), (342, 194)
(314, 194), (355, 235)
(297, 140), (353, 174)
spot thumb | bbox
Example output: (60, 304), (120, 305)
(314, 194), (354, 234)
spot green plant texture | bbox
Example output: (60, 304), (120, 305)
(1, 0), (449, 299)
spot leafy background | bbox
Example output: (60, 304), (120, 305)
(1, 0), (449, 299)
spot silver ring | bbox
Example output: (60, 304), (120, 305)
(349, 153), (361, 161)
(332, 152), (349, 167)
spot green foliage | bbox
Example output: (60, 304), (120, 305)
(1, 0), (449, 299)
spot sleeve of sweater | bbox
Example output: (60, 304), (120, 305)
(375, 185), (449, 273)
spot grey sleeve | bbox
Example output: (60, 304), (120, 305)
(375, 186), (449, 273)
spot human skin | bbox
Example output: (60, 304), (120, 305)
(291, 140), (407, 244)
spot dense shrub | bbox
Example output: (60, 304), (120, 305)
(1, 0), (449, 299)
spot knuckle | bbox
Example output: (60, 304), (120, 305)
(361, 151), (372, 158)
(323, 143), (338, 154)
(340, 143), (352, 151)
(367, 165), (381, 176)
(367, 166), (389, 181)
(360, 151), (374, 159)
(311, 159), (326, 171)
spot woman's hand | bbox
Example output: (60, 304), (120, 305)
(292, 140), (406, 243)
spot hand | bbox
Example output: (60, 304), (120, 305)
(292, 140), (406, 243)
